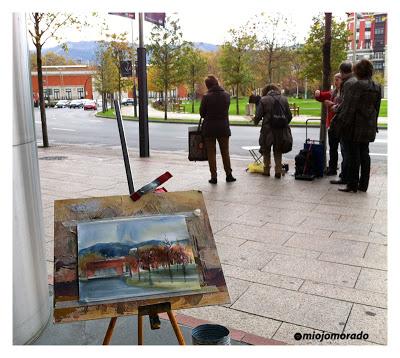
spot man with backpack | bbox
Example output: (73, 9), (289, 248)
(253, 84), (293, 178)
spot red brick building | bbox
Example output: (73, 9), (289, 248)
(31, 65), (96, 103)
(86, 258), (130, 280)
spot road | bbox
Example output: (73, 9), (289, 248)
(34, 108), (387, 162)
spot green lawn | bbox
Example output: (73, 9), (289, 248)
(97, 109), (387, 128)
(182, 97), (388, 117)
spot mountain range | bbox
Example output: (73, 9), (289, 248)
(79, 239), (189, 258)
(42, 41), (219, 64)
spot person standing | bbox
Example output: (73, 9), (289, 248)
(200, 75), (236, 184)
(254, 84), (293, 178)
(329, 61), (358, 185)
(314, 73), (342, 175)
(333, 59), (381, 192)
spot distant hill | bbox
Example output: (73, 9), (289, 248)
(43, 40), (218, 64)
(79, 239), (189, 258)
(42, 41), (99, 64)
(193, 42), (219, 52)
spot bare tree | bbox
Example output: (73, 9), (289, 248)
(248, 13), (296, 84)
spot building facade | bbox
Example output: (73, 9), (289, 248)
(346, 12), (387, 70)
(31, 65), (96, 104)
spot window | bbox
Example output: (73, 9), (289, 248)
(375, 27), (384, 35)
(66, 89), (72, 100)
(54, 89), (60, 100)
(77, 87), (84, 99)
(45, 88), (52, 98)
(365, 31), (371, 40)
(365, 21), (371, 29)
(374, 62), (384, 70)
(364, 40), (371, 49)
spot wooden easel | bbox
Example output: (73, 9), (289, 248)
(102, 302), (185, 345)
(102, 101), (185, 345)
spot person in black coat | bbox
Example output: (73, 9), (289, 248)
(333, 59), (382, 193)
(200, 75), (236, 184)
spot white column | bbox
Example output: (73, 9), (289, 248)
(13, 13), (50, 344)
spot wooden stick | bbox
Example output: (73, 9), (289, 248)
(102, 317), (117, 345)
(138, 314), (144, 345)
(167, 310), (186, 345)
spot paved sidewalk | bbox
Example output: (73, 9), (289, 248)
(121, 104), (388, 126)
(38, 144), (387, 345)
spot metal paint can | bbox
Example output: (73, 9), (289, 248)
(191, 324), (230, 345)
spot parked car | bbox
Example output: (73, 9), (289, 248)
(68, 99), (84, 108)
(121, 98), (135, 106)
(54, 100), (70, 108)
(83, 101), (97, 110)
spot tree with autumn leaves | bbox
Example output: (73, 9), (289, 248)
(125, 241), (192, 285)
(147, 15), (191, 119)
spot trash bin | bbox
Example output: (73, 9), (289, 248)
(191, 324), (230, 345)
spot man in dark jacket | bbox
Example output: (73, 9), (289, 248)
(254, 84), (292, 178)
(200, 75), (236, 184)
(333, 59), (381, 192)
(329, 61), (358, 185)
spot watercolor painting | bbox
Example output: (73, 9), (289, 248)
(77, 214), (201, 303)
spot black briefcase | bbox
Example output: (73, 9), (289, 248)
(188, 118), (208, 161)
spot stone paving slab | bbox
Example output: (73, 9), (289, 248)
(208, 219), (232, 234)
(355, 268), (387, 294)
(262, 222), (332, 238)
(262, 254), (361, 287)
(284, 233), (368, 257)
(179, 305), (282, 339)
(216, 242), (276, 270)
(300, 217), (372, 236)
(231, 284), (353, 333)
(320, 193), (380, 208)
(214, 234), (247, 247)
(330, 231), (387, 245)
(241, 240), (321, 259)
(256, 198), (318, 211)
(223, 277), (252, 307)
(311, 204), (377, 219)
(299, 281), (387, 308)
(318, 252), (387, 270)
(217, 223), (294, 245)
(222, 264), (304, 291)
(235, 210), (308, 227)
(344, 304), (387, 344)
(370, 223), (387, 236)
(272, 322), (374, 345)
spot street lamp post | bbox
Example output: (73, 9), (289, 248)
(320, 13), (332, 171)
(131, 20), (138, 118)
(137, 12), (150, 157)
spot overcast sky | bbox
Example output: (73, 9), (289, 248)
(78, 215), (190, 251)
(36, 10), (347, 50)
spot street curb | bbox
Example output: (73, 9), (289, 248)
(95, 113), (388, 129)
(158, 312), (286, 345)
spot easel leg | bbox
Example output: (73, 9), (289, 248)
(138, 314), (144, 345)
(102, 317), (117, 345)
(167, 310), (186, 345)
